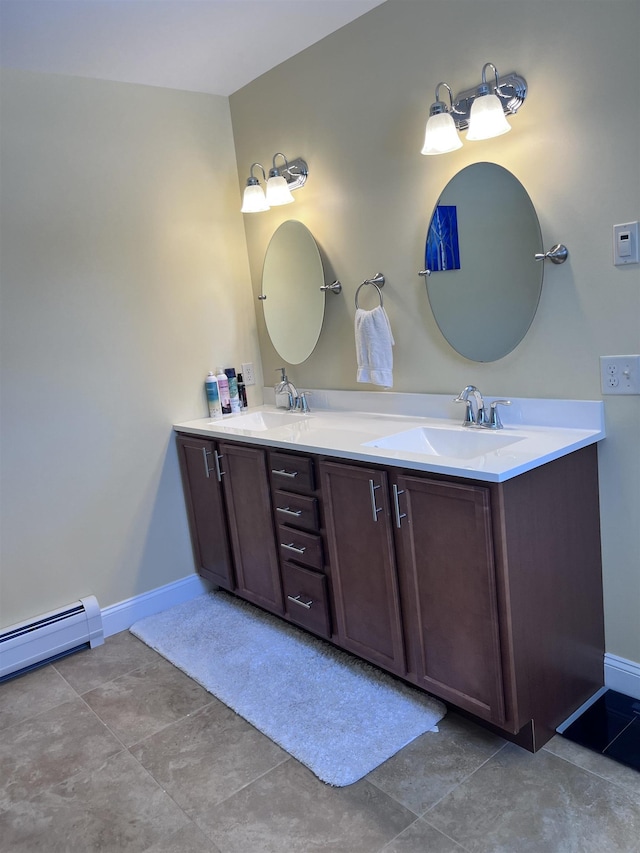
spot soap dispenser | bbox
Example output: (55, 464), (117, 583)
(275, 368), (291, 409)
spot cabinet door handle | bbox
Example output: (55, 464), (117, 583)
(392, 485), (407, 528)
(276, 506), (303, 517)
(281, 542), (307, 555)
(272, 468), (298, 479)
(369, 479), (383, 523)
(287, 594), (313, 609)
(202, 447), (215, 479)
(213, 450), (225, 482)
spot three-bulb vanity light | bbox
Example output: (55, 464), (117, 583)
(421, 63), (527, 156)
(240, 153), (309, 213)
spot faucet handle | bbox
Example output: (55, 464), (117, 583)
(297, 391), (312, 413)
(454, 396), (475, 425)
(488, 399), (511, 429)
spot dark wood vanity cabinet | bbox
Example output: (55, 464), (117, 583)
(319, 460), (406, 676)
(218, 442), (283, 615)
(391, 474), (505, 725)
(176, 431), (604, 751)
(176, 434), (283, 614)
(176, 434), (234, 590)
(269, 452), (332, 639)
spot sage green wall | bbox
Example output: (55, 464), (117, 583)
(0, 69), (259, 628)
(230, 1), (640, 662)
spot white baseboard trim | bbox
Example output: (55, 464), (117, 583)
(101, 574), (211, 637)
(604, 653), (640, 700)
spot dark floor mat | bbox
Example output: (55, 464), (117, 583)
(560, 689), (640, 772)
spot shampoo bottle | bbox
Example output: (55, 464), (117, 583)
(216, 367), (231, 414)
(205, 372), (222, 418)
(225, 368), (242, 414)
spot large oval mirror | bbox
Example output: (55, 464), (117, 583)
(261, 221), (326, 364)
(425, 163), (543, 362)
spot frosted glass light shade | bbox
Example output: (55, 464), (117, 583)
(266, 175), (295, 206)
(241, 183), (269, 213)
(466, 93), (511, 140)
(421, 112), (463, 155)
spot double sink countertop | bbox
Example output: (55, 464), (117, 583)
(174, 389), (606, 483)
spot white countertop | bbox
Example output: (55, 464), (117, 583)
(173, 391), (605, 483)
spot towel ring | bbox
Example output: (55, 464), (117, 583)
(355, 273), (385, 309)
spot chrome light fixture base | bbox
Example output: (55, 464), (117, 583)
(451, 72), (527, 131)
(277, 156), (309, 191)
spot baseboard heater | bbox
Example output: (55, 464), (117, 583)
(0, 596), (104, 682)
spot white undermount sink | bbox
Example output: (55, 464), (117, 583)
(364, 426), (525, 460)
(208, 411), (310, 431)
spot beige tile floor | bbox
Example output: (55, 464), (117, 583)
(1, 630), (639, 852)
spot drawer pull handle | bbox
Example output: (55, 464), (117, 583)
(369, 478), (383, 523)
(281, 542), (307, 555)
(392, 484), (407, 528)
(272, 468), (298, 478)
(287, 594), (313, 610)
(276, 507), (303, 517)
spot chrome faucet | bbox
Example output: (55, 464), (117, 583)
(294, 391), (312, 414)
(453, 385), (511, 429)
(454, 385), (486, 426)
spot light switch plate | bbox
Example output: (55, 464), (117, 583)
(613, 222), (639, 265)
(600, 355), (640, 394)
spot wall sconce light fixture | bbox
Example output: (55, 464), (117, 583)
(421, 63), (527, 156)
(241, 153), (309, 213)
(241, 163), (269, 213)
(421, 82), (463, 156)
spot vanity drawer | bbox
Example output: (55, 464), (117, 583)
(277, 524), (323, 570)
(269, 452), (315, 493)
(273, 489), (319, 532)
(282, 562), (331, 638)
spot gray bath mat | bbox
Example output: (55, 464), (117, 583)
(130, 591), (446, 786)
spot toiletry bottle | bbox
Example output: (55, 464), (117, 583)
(225, 368), (242, 414)
(216, 367), (231, 414)
(237, 373), (248, 409)
(205, 372), (222, 418)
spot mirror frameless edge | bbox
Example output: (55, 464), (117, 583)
(261, 220), (326, 365)
(425, 162), (543, 362)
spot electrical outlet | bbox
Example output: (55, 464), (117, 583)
(241, 362), (256, 386)
(600, 355), (640, 395)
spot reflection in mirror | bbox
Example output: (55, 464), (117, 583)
(425, 163), (543, 362)
(261, 221), (325, 365)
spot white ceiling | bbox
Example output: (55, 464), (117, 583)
(0, 0), (386, 96)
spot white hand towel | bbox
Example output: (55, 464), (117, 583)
(355, 305), (395, 388)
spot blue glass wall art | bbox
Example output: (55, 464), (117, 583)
(425, 205), (460, 273)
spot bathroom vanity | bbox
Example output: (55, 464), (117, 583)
(174, 393), (606, 751)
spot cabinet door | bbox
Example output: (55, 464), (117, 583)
(320, 460), (406, 676)
(394, 474), (505, 724)
(220, 442), (283, 615)
(176, 435), (234, 590)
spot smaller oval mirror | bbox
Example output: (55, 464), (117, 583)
(425, 163), (543, 362)
(261, 221), (326, 364)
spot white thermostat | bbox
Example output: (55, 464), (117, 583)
(613, 221), (639, 265)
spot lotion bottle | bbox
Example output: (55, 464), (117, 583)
(216, 367), (231, 414)
(205, 372), (222, 418)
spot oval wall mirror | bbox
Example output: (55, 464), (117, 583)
(261, 220), (326, 364)
(425, 162), (543, 362)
